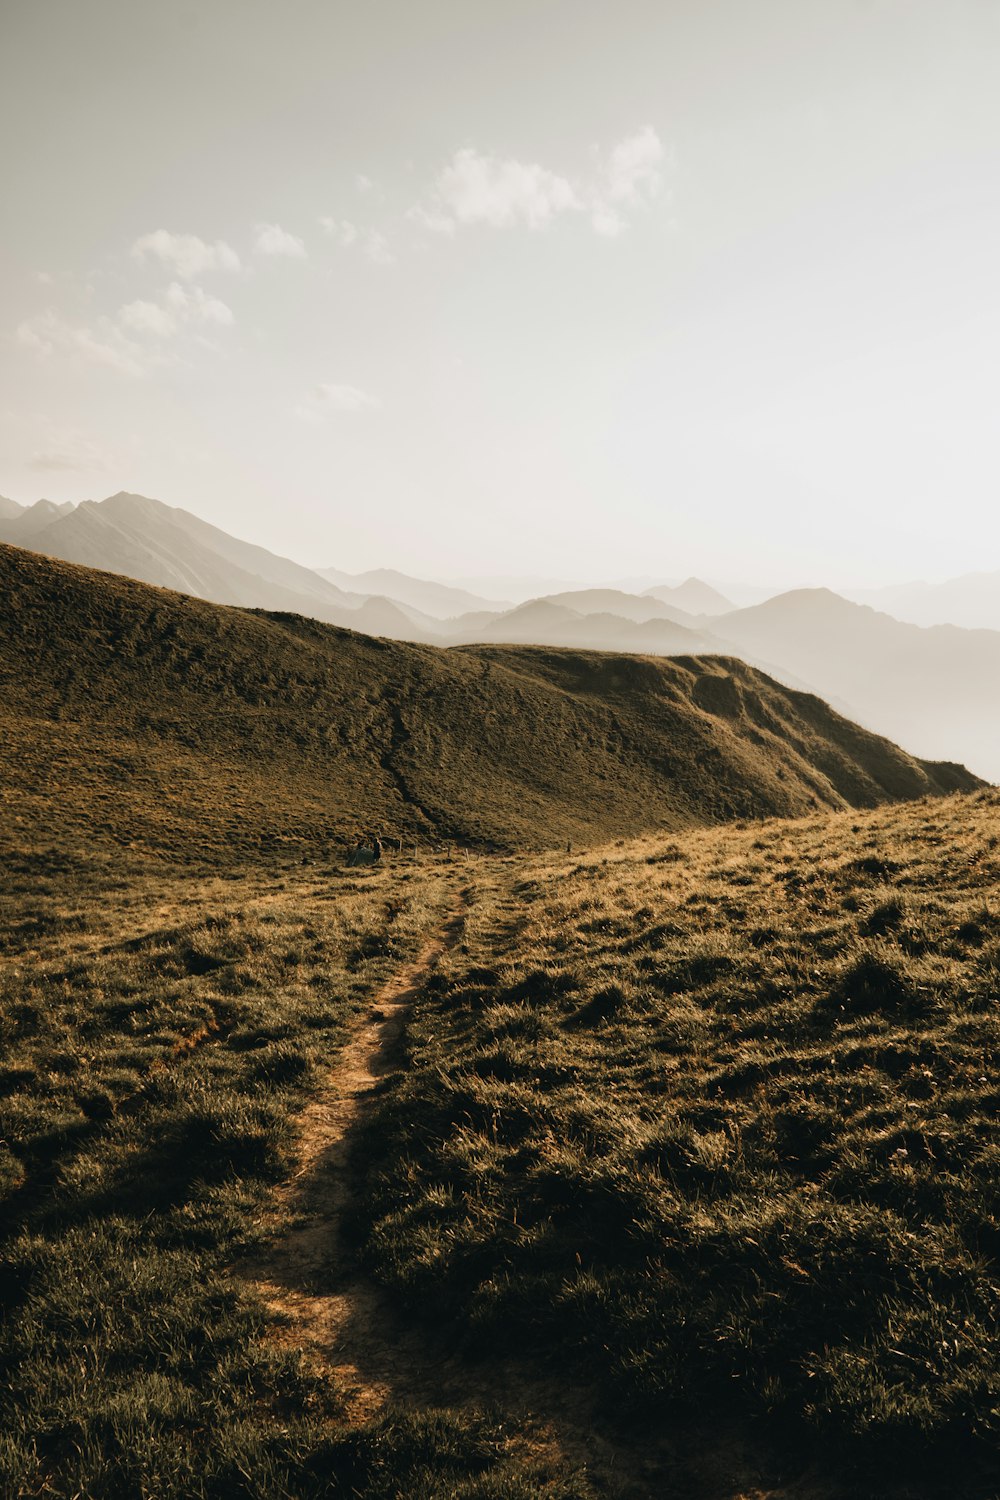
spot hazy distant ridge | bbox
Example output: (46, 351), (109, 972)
(5, 491), (1000, 778)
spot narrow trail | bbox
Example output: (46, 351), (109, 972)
(245, 881), (801, 1500)
(249, 882), (470, 1423)
(246, 878), (624, 1483)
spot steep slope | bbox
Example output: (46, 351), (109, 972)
(0, 545), (975, 863)
(714, 588), (1000, 779)
(0, 497), (74, 537)
(7, 491), (365, 620)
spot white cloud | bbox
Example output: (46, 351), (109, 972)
(119, 298), (177, 337)
(296, 382), (380, 420)
(117, 283), (233, 343)
(17, 309), (144, 376)
(412, 129), (668, 241)
(163, 282), (234, 325)
(254, 222), (307, 257)
(132, 230), (241, 279)
(320, 216), (393, 263)
(428, 148), (579, 231)
(588, 127), (666, 234)
(356, 173), (374, 193)
(605, 126), (664, 203)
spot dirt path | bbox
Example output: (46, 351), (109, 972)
(246, 880), (624, 1479)
(245, 884), (813, 1500)
(250, 882), (470, 1421)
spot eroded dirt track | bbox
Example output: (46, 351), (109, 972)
(245, 881), (815, 1500)
(249, 883), (470, 1421)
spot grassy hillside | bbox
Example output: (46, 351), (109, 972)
(0, 848), (599, 1498)
(356, 787), (1000, 1494)
(0, 544), (977, 864)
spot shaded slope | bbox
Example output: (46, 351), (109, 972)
(0, 491), (368, 624)
(0, 545), (977, 863)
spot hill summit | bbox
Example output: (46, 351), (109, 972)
(0, 544), (978, 863)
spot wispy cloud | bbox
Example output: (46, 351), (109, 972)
(590, 126), (665, 236)
(421, 148), (579, 232)
(118, 298), (177, 337)
(296, 382), (380, 420)
(411, 128), (667, 239)
(17, 309), (145, 377)
(132, 230), (241, 279)
(118, 282), (234, 340)
(254, 222), (307, 258)
(319, 217), (393, 264)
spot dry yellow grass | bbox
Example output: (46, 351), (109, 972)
(357, 788), (1000, 1498)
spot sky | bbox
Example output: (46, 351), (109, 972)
(2, 0), (1000, 588)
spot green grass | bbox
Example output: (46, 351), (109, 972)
(355, 788), (1000, 1496)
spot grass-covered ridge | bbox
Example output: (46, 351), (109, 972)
(0, 542), (978, 863)
(357, 788), (1000, 1494)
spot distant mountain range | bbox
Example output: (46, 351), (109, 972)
(3, 490), (1000, 779)
(843, 574), (1000, 632)
(318, 565), (510, 618)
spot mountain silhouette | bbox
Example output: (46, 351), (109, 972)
(319, 565), (508, 618)
(846, 572), (1000, 632)
(643, 577), (735, 614)
(715, 588), (1000, 779)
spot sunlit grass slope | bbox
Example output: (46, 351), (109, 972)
(0, 850), (590, 1498)
(358, 787), (1000, 1494)
(0, 542), (978, 863)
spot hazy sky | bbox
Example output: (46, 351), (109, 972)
(3, 0), (1000, 586)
